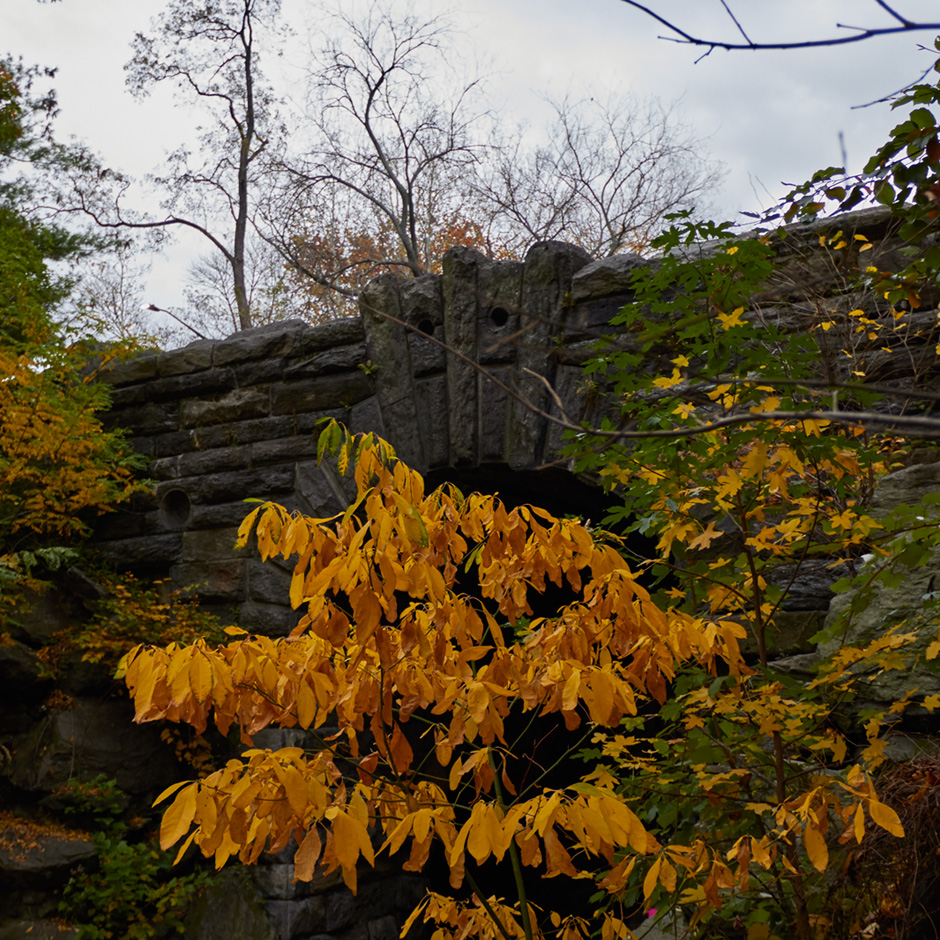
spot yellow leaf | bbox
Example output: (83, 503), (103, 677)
(854, 804), (865, 844)
(803, 823), (828, 873)
(160, 784), (198, 850)
(293, 827), (323, 882)
(868, 799), (904, 838)
(688, 521), (722, 552)
(643, 857), (662, 901)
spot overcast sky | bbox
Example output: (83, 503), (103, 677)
(6, 0), (940, 322)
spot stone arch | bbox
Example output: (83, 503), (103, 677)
(93, 207), (902, 632)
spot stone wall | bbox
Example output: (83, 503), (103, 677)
(94, 206), (920, 636)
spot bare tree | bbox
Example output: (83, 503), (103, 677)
(263, 5), (490, 300)
(614, 2), (940, 56)
(180, 237), (306, 336)
(477, 94), (723, 257)
(67, 241), (177, 346)
(66, 0), (283, 331)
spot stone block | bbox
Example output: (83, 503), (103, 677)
(0, 826), (96, 887)
(282, 343), (370, 378)
(414, 376), (449, 468)
(346, 397), (385, 443)
(291, 317), (365, 355)
(184, 868), (277, 940)
(191, 501), (261, 529)
(239, 600), (301, 637)
(570, 251), (646, 302)
(156, 339), (216, 376)
(181, 388), (271, 428)
(170, 560), (245, 601)
(192, 416), (299, 450)
(105, 401), (181, 435)
(94, 533), (183, 567)
(248, 559), (293, 605)
(135, 429), (199, 458)
(212, 319), (311, 366)
(251, 436), (320, 465)
(109, 368), (237, 406)
(294, 461), (349, 518)
(91, 509), (146, 541)
(0, 642), (49, 699)
(265, 897), (327, 940)
(157, 467), (295, 506)
(8, 698), (179, 795)
(100, 352), (159, 385)
(177, 444), (253, 477)
(480, 366), (510, 462)
(182, 527), (243, 563)
(270, 373), (374, 416)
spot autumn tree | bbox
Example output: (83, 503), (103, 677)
(0, 59), (143, 594)
(119, 420), (914, 940)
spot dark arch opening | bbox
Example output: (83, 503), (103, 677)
(416, 318), (436, 336)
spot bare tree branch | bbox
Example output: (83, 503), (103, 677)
(613, 1), (940, 55)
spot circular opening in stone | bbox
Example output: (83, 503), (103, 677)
(417, 318), (435, 336)
(161, 488), (192, 529)
(489, 306), (510, 328)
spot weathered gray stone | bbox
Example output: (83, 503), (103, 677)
(0, 642), (48, 697)
(184, 868), (277, 940)
(94, 532), (183, 567)
(294, 462), (349, 519)
(134, 429), (199, 458)
(239, 600), (301, 636)
(156, 468), (295, 506)
(0, 920), (79, 940)
(480, 366), (510, 462)
(170, 560), (245, 602)
(265, 897), (327, 940)
(873, 459), (940, 513)
(251, 436), (320, 465)
(190, 501), (261, 529)
(106, 401), (181, 435)
(414, 375), (450, 468)
(505, 241), (591, 469)
(361, 273), (424, 468)
(181, 388), (271, 428)
(7, 698), (178, 795)
(9, 587), (85, 647)
(212, 319), (312, 366)
(157, 339), (216, 376)
(247, 559), (293, 605)
(110, 368), (237, 407)
(442, 246), (484, 464)
(0, 827), (95, 885)
(571, 251), (646, 302)
(177, 444), (252, 477)
(270, 374), (374, 415)
(100, 352), (159, 385)
(182, 527), (243, 563)
(281, 343), (369, 378)
(291, 317), (366, 355)
(768, 560), (851, 611)
(192, 415), (301, 450)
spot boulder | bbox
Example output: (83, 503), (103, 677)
(183, 867), (277, 940)
(7, 697), (178, 796)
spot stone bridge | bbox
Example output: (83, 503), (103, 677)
(95, 207), (906, 633)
